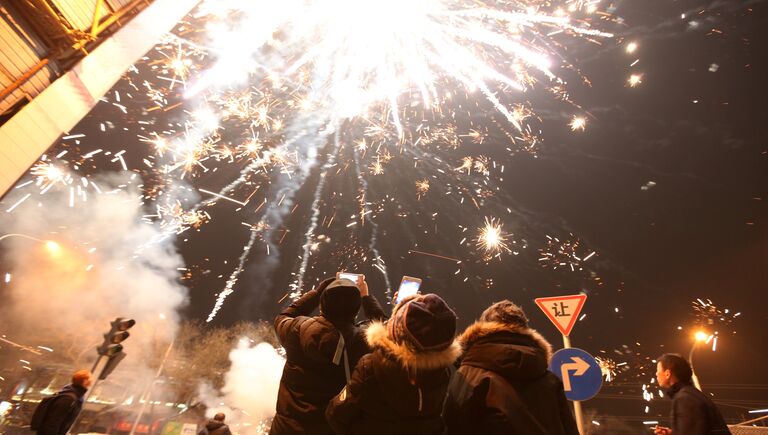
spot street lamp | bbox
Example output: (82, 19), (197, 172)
(0, 233), (61, 255)
(689, 330), (709, 391)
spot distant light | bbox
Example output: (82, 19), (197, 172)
(45, 240), (61, 255)
(626, 42), (638, 54)
(694, 331), (709, 342)
(628, 74), (643, 87)
(570, 116), (587, 131)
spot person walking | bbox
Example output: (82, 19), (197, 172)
(444, 300), (578, 435)
(326, 293), (460, 435)
(33, 370), (92, 435)
(269, 275), (385, 435)
(654, 353), (731, 435)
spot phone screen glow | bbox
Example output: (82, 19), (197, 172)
(396, 279), (421, 303)
(339, 273), (359, 282)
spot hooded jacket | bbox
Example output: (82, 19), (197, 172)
(444, 321), (579, 435)
(667, 381), (731, 435)
(269, 281), (386, 435)
(198, 420), (232, 435)
(36, 383), (87, 435)
(325, 321), (461, 435)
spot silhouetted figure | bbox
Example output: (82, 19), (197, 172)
(326, 293), (460, 435)
(269, 276), (385, 435)
(444, 300), (578, 435)
(198, 413), (232, 435)
(654, 353), (731, 435)
(33, 370), (91, 435)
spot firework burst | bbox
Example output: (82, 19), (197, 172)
(476, 217), (511, 257)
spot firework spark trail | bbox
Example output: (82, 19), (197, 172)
(204, 114), (333, 321)
(291, 130), (343, 298)
(206, 229), (259, 322)
(352, 140), (393, 296)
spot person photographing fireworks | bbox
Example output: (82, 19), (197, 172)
(654, 354), (731, 435)
(269, 274), (385, 435)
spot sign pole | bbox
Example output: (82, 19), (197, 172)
(562, 334), (585, 435)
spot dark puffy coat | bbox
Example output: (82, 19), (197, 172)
(325, 321), (461, 435)
(269, 283), (386, 435)
(668, 382), (731, 434)
(444, 321), (579, 435)
(198, 420), (232, 435)
(36, 384), (86, 435)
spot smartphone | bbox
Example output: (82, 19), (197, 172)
(338, 272), (361, 282)
(395, 276), (422, 304)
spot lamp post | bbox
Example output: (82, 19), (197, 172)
(0, 233), (60, 254)
(689, 330), (709, 391)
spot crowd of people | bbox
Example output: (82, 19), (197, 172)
(34, 275), (732, 435)
(269, 274), (732, 435)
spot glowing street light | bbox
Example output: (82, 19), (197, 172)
(44, 240), (61, 255)
(689, 330), (710, 391)
(0, 233), (62, 256)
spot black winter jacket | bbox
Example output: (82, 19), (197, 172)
(667, 382), (731, 435)
(269, 280), (386, 435)
(36, 384), (86, 435)
(198, 420), (232, 435)
(444, 321), (579, 435)
(325, 321), (461, 435)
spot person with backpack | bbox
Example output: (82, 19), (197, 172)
(32, 369), (92, 435)
(443, 300), (578, 435)
(325, 293), (461, 435)
(269, 275), (386, 435)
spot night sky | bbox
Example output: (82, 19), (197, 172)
(2, 0), (767, 430)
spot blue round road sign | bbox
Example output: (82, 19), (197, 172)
(549, 347), (602, 401)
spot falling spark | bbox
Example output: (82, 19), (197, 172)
(628, 74), (643, 87)
(570, 116), (587, 131)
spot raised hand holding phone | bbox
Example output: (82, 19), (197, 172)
(356, 275), (369, 297)
(395, 276), (422, 304)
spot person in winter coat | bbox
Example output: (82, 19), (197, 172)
(36, 370), (91, 435)
(198, 413), (232, 435)
(654, 353), (731, 435)
(325, 293), (461, 435)
(444, 300), (579, 435)
(269, 275), (386, 435)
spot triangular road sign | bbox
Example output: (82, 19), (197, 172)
(535, 294), (587, 337)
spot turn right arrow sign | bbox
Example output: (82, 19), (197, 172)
(560, 356), (590, 391)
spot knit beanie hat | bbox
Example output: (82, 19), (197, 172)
(320, 278), (361, 323)
(387, 294), (457, 352)
(479, 300), (528, 327)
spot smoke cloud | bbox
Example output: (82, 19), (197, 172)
(198, 339), (285, 434)
(0, 172), (188, 367)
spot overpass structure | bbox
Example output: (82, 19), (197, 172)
(0, 0), (199, 197)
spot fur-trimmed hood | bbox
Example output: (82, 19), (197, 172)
(366, 321), (461, 370)
(458, 321), (554, 381)
(460, 321), (553, 360)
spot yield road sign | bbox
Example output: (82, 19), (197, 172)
(535, 294), (587, 336)
(549, 347), (602, 401)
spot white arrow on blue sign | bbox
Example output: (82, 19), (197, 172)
(548, 347), (603, 401)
